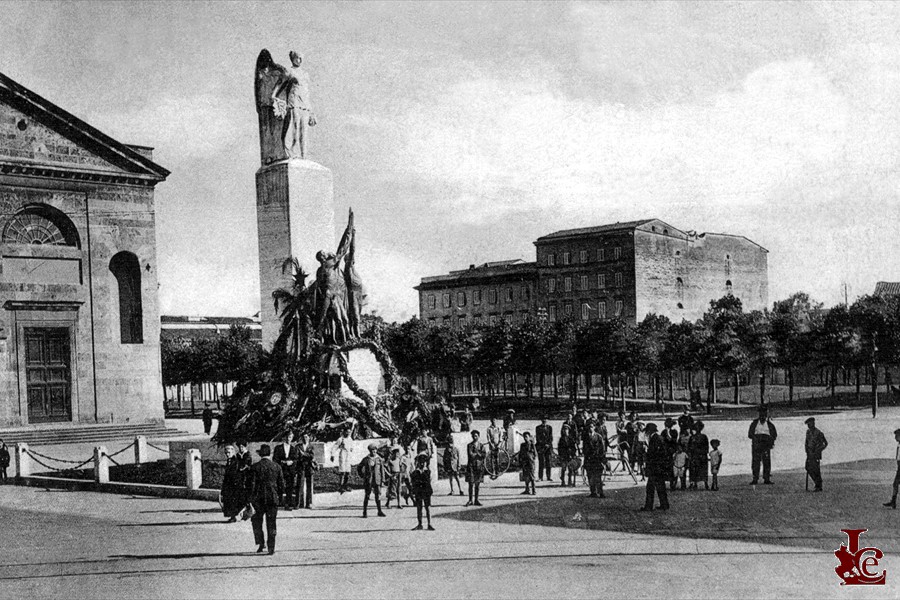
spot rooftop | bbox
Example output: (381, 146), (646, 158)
(874, 282), (900, 298)
(536, 219), (655, 242)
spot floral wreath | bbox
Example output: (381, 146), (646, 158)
(330, 337), (402, 409)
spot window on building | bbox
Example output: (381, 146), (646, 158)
(489, 289), (498, 304)
(427, 295), (436, 309)
(614, 247), (621, 260)
(675, 250), (681, 257)
(580, 250), (588, 263)
(442, 293), (451, 308)
(428, 317), (436, 324)
(598, 273), (606, 289)
(457, 291), (466, 306)
(598, 248), (605, 261)
(580, 275), (588, 290)
(521, 286), (530, 301)
(474, 290), (482, 305)
(548, 279), (556, 293)
(505, 288), (513, 302)
(548, 304), (557, 322)
(442, 316), (450, 325)
(598, 301), (607, 319)
(615, 300), (623, 317)
(581, 302), (590, 321)
(726, 280), (733, 294)
(2, 204), (80, 247)
(458, 316), (467, 329)
(615, 272), (623, 288)
(110, 252), (143, 344)
(520, 310), (529, 322)
(565, 302), (573, 316)
(676, 277), (683, 287)
(663, 229), (668, 235)
(489, 314), (499, 325)
(562, 252), (571, 265)
(474, 314), (483, 324)
(547, 253), (556, 266)
(564, 277), (572, 292)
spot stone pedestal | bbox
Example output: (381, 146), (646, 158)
(15, 443), (29, 478)
(256, 159), (335, 349)
(94, 446), (109, 484)
(185, 448), (202, 490)
(134, 436), (148, 464)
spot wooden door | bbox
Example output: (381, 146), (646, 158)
(25, 327), (72, 423)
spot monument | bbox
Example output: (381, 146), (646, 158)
(255, 49), (334, 348)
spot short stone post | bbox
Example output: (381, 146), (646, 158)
(94, 446), (109, 484)
(15, 443), (30, 478)
(185, 448), (202, 490)
(134, 436), (148, 465)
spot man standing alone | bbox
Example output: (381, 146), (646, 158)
(358, 443), (387, 518)
(273, 431), (299, 510)
(249, 444), (284, 555)
(747, 406), (777, 485)
(804, 417), (828, 492)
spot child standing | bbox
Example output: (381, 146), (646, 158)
(410, 453), (434, 530)
(385, 446), (404, 508)
(709, 439), (723, 491)
(443, 443), (463, 496)
(673, 444), (688, 490)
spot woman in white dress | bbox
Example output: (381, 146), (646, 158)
(332, 428), (353, 493)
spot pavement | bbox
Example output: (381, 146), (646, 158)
(1, 408), (899, 599)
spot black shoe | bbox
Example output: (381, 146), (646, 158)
(749, 480), (758, 485)
(362, 514), (367, 519)
(226, 517), (237, 523)
(763, 480), (773, 485)
(520, 490), (530, 495)
(659, 505), (670, 511)
(256, 544), (265, 553)
(427, 525), (435, 531)
(884, 501), (896, 509)
(268, 548), (275, 555)
(639, 507), (653, 512)
(412, 524), (423, 530)
(465, 501), (473, 507)
(597, 492), (606, 498)
(459, 491), (464, 496)
(473, 501), (483, 506)
(377, 511), (387, 517)
(814, 487), (823, 493)
(588, 493), (598, 498)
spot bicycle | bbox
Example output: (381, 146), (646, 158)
(485, 444), (512, 479)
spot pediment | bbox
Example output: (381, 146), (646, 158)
(0, 72), (168, 185)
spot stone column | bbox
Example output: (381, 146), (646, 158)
(94, 446), (109, 484)
(134, 436), (148, 464)
(185, 449), (202, 490)
(256, 160), (335, 349)
(15, 443), (30, 478)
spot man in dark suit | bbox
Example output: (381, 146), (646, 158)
(357, 443), (386, 518)
(249, 444), (284, 555)
(535, 417), (553, 482)
(804, 417), (827, 492)
(296, 432), (317, 508)
(640, 423), (670, 511)
(273, 431), (299, 509)
(747, 405), (778, 484)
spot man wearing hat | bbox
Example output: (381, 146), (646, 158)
(662, 418), (679, 490)
(747, 405), (778, 485)
(535, 416), (554, 482)
(640, 423), (670, 511)
(357, 443), (387, 518)
(503, 409), (519, 455)
(804, 418), (828, 492)
(248, 444), (285, 555)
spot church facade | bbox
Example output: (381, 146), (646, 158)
(0, 72), (168, 427)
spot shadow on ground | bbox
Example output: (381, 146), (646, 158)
(441, 459), (900, 551)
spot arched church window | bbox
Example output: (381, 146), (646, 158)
(110, 252), (143, 344)
(2, 205), (80, 247)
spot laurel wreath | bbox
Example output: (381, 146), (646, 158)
(330, 337), (401, 408)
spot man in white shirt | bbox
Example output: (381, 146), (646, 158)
(883, 428), (900, 509)
(746, 405), (777, 485)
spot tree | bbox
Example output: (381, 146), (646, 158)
(636, 314), (671, 408)
(770, 292), (821, 403)
(740, 309), (776, 404)
(696, 296), (748, 412)
(509, 316), (552, 399)
(382, 317), (430, 381)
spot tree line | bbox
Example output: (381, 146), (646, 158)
(378, 292), (900, 414)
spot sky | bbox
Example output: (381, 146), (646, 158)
(2, 1), (899, 321)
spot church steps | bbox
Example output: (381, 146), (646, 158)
(0, 424), (189, 446)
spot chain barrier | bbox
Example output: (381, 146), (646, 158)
(105, 441), (135, 459)
(146, 441), (170, 453)
(25, 450), (92, 473)
(25, 447), (90, 465)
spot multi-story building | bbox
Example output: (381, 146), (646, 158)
(416, 219), (768, 326)
(415, 260), (537, 328)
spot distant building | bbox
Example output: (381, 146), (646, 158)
(416, 219), (768, 326)
(161, 315), (262, 343)
(0, 71), (168, 427)
(873, 282), (900, 299)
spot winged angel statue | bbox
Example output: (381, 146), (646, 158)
(255, 49), (317, 164)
